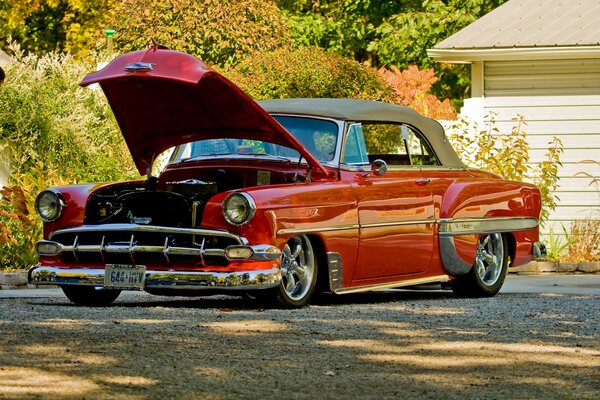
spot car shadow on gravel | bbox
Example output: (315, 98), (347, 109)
(29, 288), (455, 309)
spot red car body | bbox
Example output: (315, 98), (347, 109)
(29, 48), (545, 307)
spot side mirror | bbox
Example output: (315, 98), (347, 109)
(370, 159), (387, 177)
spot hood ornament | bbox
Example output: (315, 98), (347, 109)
(124, 62), (154, 72)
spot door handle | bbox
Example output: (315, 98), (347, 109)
(415, 178), (431, 185)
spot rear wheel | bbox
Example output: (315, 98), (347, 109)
(451, 233), (508, 298)
(61, 285), (121, 306)
(259, 235), (318, 308)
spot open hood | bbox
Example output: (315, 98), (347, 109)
(81, 48), (328, 177)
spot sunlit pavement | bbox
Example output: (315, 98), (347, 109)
(501, 274), (600, 295)
(1, 274), (599, 299)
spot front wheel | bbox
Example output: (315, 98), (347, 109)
(61, 285), (121, 306)
(259, 235), (318, 308)
(451, 233), (508, 298)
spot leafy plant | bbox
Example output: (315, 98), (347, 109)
(445, 114), (564, 227)
(0, 161), (69, 271)
(0, 44), (136, 270)
(543, 226), (572, 263)
(225, 46), (393, 101)
(564, 218), (600, 262)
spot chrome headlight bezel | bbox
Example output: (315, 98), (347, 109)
(222, 192), (256, 226)
(35, 190), (65, 222)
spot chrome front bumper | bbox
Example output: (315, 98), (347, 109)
(28, 266), (281, 291)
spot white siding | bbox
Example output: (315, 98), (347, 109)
(482, 59), (600, 236)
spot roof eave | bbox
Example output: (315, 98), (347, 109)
(427, 46), (600, 63)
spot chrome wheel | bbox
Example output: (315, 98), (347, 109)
(475, 233), (504, 287)
(451, 232), (508, 298)
(280, 235), (316, 302)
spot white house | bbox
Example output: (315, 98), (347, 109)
(428, 0), (600, 236)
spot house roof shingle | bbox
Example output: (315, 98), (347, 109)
(435, 0), (600, 50)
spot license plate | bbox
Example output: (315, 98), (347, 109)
(104, 264), (146, 290)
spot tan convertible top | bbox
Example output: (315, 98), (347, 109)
(258, 98), (465, 168)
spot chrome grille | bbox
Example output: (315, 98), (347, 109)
(48, 224), (244, 265)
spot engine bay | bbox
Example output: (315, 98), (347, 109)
(84, 164), (304, 227)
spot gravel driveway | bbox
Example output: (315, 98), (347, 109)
(0, 287), (598, 399)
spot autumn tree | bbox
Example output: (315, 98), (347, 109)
(0, 0), (110, 58)
(101, 0), (292, 67)
(278, 0), (508, 106)
(378, 65), (456, 120)
(225, 46), (393, 101)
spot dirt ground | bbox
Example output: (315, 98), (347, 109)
(0, 289), (598, 399)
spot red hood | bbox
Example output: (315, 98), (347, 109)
(80, 48), (328, 177)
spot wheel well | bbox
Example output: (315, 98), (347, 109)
(306, 234), (331, 293)
(503, 232), (516, 265)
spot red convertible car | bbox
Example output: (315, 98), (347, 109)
(29, 48), (545, 307)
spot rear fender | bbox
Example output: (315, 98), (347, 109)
(439, 180), (541, 276)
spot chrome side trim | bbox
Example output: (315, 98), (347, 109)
(361, 219), (436, 229)
(49, 224), (246, 245)
(333, 275), (450, 295)
(279, 217), (537, 237)
(327, 252), (343, 292)
(439, 217), (538, 236)
(278, 224), (359, 236)
(439, 236), (472, 276)
(29, 266), (281, 291)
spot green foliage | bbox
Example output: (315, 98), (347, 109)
(225, 46), (393, 101)
(0, 185), (39, 271)
(446, 114), (564, 227)
(279, 0), (507, 107)
(0, 44), (135, 270)
(0, 162), (68, 271)
(543, 226), (572, 263)
(103, 0), (292, 68)
(0, 0), (110, 59)
(0, 43), (135, 183)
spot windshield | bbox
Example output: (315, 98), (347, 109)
(170, 116), (339, 163)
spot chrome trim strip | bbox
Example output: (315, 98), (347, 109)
(334, 275), (450, 295)
(278, 216), (538, 236)
(48, 224), (245, 245)
(278, 224), (359, 236)
(361, 219), (436, 229)
(439, 217), (538, 236)
(29, 266), (281, 291)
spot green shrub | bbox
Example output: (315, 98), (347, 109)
(0, 44), (136, 270)
(0, 43), (135, 183)
(225, 46), (393, 101)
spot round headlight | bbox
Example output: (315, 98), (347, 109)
(222, 192), (256, 225)
(35, 190), (64, 222)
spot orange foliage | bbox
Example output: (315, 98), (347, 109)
(378, 65), (457, 120)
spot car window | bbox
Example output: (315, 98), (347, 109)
(170, 116), (339, 164)
(342, 122), (439, 167)
(273, 116), (338, 162)
(341, 124), (369, 164)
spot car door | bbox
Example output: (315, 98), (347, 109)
(342, 123), (437, 281)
